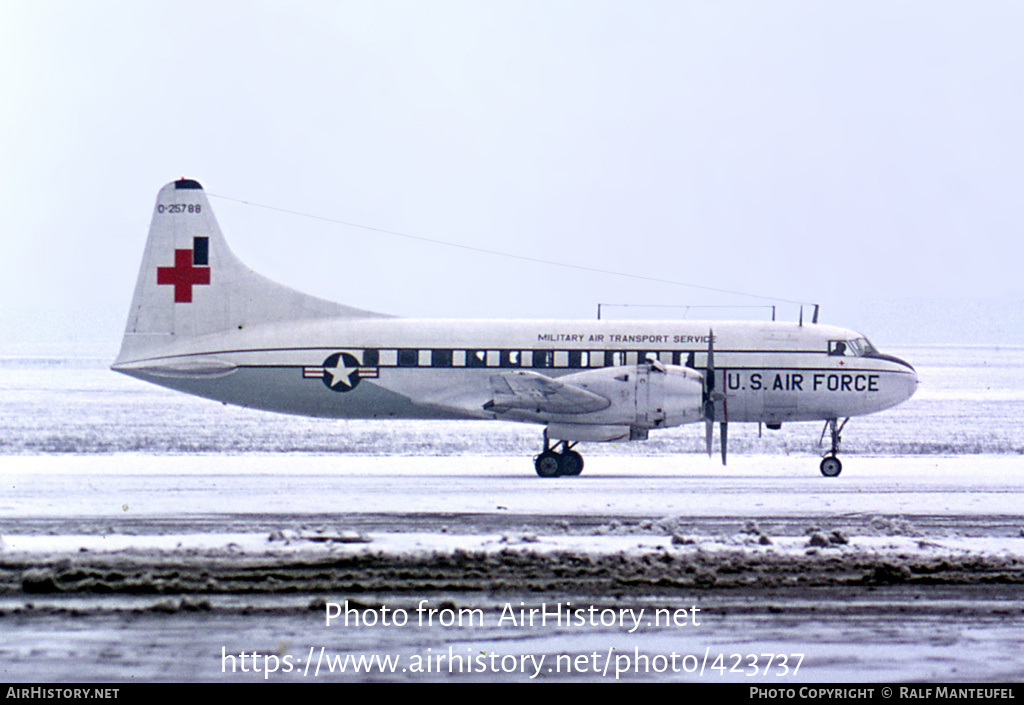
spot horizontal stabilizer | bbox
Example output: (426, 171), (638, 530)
(111, 357), (237, 379)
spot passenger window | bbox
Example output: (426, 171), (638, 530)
(567, 351), (589, 368)
(431, 349), (452, 367)
(605, 351), (626, 367)
(398, 349), (419, 367)
(467, 350), (488, 368)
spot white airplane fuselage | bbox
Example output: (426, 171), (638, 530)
(114, 313), (916, 427)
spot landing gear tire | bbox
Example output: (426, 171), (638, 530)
(559, 450), (584, 476)
(535, 450), (562, 478)
(820, 455), (842, 478)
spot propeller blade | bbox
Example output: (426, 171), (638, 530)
(706, 328), (715, 392)
(720, 421), (728, 465)
(703, 330), (718, 460)
(702, 328), (716, 422)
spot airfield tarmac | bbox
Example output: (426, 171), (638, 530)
(2, 455), (1024, 682)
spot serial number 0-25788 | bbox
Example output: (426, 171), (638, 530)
(157, 204), (202, 214)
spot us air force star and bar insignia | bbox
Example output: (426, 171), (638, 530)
(303, 352), (379, 392)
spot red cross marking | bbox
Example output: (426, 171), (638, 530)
(157, 249), (211, 303)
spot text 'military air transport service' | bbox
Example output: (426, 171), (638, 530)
(112, 179), (918, 477)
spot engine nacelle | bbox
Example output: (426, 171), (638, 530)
(544, 363), (704, 440)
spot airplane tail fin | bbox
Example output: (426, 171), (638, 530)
(115, 178), (386, 364)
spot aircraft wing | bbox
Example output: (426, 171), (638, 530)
(484, 370), (610, 415)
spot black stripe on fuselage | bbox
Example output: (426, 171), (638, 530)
(125, 346), (835, 365)
(228, 363), (913, 377)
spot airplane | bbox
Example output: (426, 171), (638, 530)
(111, 179), (919, 478)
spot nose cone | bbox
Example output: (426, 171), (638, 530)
(902, 365), (919, 402)
(863, 350), (918, 408)
(884, 353), (918, 403)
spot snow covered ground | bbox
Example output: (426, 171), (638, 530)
(3, 453), (1023, 520)
(1, 345), (1023, 682)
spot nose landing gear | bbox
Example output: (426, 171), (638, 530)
(819, 417), (849, 477)
(820, 454), (842, 477)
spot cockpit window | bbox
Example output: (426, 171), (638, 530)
(828, 338), (877, 357)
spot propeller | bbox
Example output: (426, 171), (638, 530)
(702, 329), (728, 465)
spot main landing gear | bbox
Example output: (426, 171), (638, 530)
(534, 434), (584, 477)
(819, 417), (849, 477)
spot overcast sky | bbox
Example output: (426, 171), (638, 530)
(3, 0), (1023, 356)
